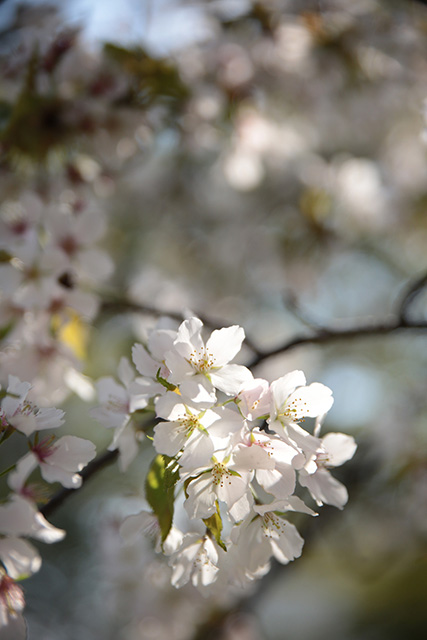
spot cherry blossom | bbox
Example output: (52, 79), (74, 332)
(169, 533), (220, 588)
(165, 317), (252, 394)
(1, 375), (65, 437)
(8, 434), (97, 490)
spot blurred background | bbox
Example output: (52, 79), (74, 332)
(0, 0), (427, 638)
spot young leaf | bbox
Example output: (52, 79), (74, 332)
(145, 454), (179, 543)
(203, 501), (227, 552)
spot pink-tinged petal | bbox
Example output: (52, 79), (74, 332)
(48, 436), (96, 472)
(233, 443), (275, 470)
(210, 364), (252, 395)
(299, 468), (348, 509)
(322, 433), (357, 466)
(270, 371), (306, 414)
(206, 325), (245, 365)
(0, 537), (41, 579)
(237, 378), (271, 420)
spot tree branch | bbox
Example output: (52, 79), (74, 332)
(397, 271), (427, 323)
(247, 318), (427, 368)
(100, 297), (263, 356)
(40, 448), (118, 519)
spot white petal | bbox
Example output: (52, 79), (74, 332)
(0, 537), (41, 579)
(206, 325), (245, 365)
(209, 364), (252, 395)
(270, 371), (306, 414)
(299, 468), (348, 509)
(322, 433), (357, 466)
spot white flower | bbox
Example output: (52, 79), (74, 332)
(132, 322), (178, 389)
(45, 207), (113, 284)
(299, 432), (357, 508)
(1, 375), (64, 437)
(0, 538), (41, 580)
(233, 427), (301, 499)
(154, 384), (243, 470)
(230, 498), (315, 579)
(0, 494), (65, 582)
(182, 451), (253, 521)
(169, 533), (220, 588)
(8, 434), (96, 490)
(236, 377), (271, 420)
(0, 495), (65, 543)
(268, 371), (333, 455)
(165, 317), (252, 395)
(92, 357), (152, 471)
(0, 568), (26, 635)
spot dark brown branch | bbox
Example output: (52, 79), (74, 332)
(247, 318), (427, 368)
(100, 297), (263, 357)
(40, 448), (118, 519)
(397, 271), (427, 323)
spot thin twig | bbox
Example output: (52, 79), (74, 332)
(397, 271), (427, 323)
(40, 448), (118, 519)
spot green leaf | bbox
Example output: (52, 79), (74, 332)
(145, 454), (179, 543)
(203, 501), (227, 552)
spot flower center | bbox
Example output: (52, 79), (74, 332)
(262, 512), (287, 538)
(188, 348), (216, 373)
(211, 462), (232, 487)
(32, 435), (58, 462)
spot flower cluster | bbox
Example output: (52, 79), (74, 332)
(0, 376), (96, 632)
(94, 317), (356, 591)
(0, 192), (112, 402)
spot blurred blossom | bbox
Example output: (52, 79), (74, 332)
(334, 157), (389, 229)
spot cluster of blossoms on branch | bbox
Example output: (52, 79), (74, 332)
(0, 192), (108, 634)
(0, 375), (96, 632)
(93, 317), (357, 591)
(0, 192), (356, 630)
(0, 191), (112, 403)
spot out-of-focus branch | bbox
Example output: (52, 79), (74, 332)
(40, 448), (118, 519)
(248, 317), (427, 368)
(397, 271), (427, 323)
(100, 297), (263, 356)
